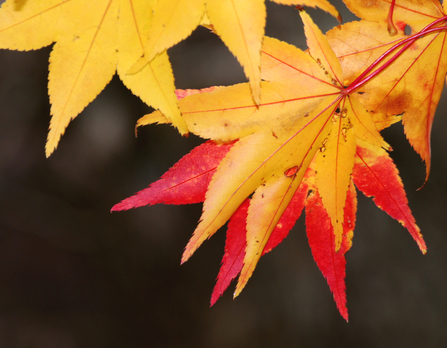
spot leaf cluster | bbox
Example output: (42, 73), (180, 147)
(2, 0), (446, 320)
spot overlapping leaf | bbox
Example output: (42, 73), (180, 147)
(138, 12), (387, 258)
(210, 138), (425, 318)
(128, 0), (340, 104)
(113, 137), (425, 319)
(328, 0), (447, 180)
(343, 0), (444, 33)
(0, 0), (438, 323)
(114, 11), (426, 318)
(0, 0), (187, 156)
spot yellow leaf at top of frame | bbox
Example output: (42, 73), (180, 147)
(129, 0), (342, 105)
(0, 0), (187, 156)
(128, 0), (206, 75)
(200, 11), (213, 30)
(130, 0), (266, 104)
(207, 0), (266, 105)
(272, 0), (340, 22)
(46, 0), (120, 156)
(117, 0), (187, 137)
(0, 0), (75, 50)
(343, 0), (444, 33)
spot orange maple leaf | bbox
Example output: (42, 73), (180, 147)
(115, 11), (426, 319)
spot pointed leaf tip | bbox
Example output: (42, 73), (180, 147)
(353, 142), (426, 254)
(305, 182), (355, 321)
(111, 141), (233, 212)
(210, 199), (249, 306)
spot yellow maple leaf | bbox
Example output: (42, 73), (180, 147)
(128, 0), (340, 105)
(0, 0), (188, 157)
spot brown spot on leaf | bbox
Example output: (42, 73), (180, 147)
(284, 166), (298, 177)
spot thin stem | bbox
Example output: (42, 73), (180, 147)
(387, 0), (397, 36)
(419, 16), (447, 33)
(344, 23), (447, 94)
(347, 16), (447, 91)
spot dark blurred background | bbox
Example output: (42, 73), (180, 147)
(1, 1), (447, 347)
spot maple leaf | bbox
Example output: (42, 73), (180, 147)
(139, 11), (389, 255)
(114, 11), (426, 319)
(128, 0), (340, 105)
(327, 0), (447, 181)
(0, 0), (187, 156)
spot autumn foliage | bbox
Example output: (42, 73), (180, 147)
(2, 0), (445, 320)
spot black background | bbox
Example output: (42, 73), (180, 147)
(1, 1), (447, 347)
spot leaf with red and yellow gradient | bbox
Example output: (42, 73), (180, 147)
(211, 171), (309, 305)
(234, 168), (303, 296)
(111, 141), (233, 211)
(0, 0), (186, 156)
(181, 108), (334, 263)
(353, 140), (426, 253)
(314, 100), (356, 251)
(210, 199), (248, 306)
(305, 176), (356, 321)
